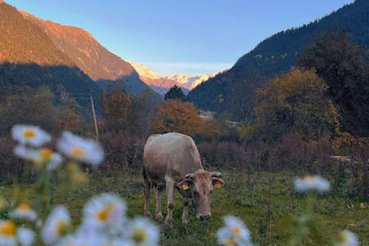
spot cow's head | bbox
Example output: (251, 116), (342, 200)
(176, 169), (224, 220)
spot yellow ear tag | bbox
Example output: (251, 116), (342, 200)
(182, 183), (190, 190)
(214, 182), (222, 189)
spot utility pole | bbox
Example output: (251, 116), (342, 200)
(90, 95), (99, 139)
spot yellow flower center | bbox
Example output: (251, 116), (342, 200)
(55, 220), (68, 236)
(131, 228), (147, 244)
(232, 226), (241, 235)
(337, 232), (349, 243)
(40, 148), (53, 160)
(0, 220), (17, 237)
(303, 175), (315, 181)
(70, 147), (86, 158)
(96, 209), (110, 222)
(18, 203), (32, 212)
(23, 130), (36, 139)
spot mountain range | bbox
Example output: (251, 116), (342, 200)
(0, 0), (217, 102)
(20, 11), (152, 95)
(130, 62), (222, 95)
(3, 0), (367, 120)
(0, 0), (157, 112)
(166, 72), (221, 90)
(189, 0), (369, 120)
(0, 2), (101, 109)
(129, 62), (186, 95)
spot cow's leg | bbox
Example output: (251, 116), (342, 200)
(165, 177), (175, 226)
(143, 179), (151, 217)
(181, 197), (190, 223)
(155, 187), (163, 222)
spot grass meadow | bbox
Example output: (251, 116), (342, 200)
(1, 168), (368, 245)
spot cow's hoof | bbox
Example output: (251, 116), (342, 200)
(155, 213), (163, 222)
(164, 218), (173, 227)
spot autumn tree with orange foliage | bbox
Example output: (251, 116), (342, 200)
(199, 120), (221, 139)
(102, 88), (133, 131)
(256, 69), (340, 142)
(151, 100), (203, 136)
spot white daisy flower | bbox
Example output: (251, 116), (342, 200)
(11, 125), (51, 147)
(56, 229), (128, 246)
(9, 202), (37, 221)
(125, 217), (160, 246)
(56, 233), (106, 246)
(38, 148), (63, 171)
(17, 228), (35, 246)
(294, 175), (330, 193)
(0, 220), (17, 246)
(14, 145), (63, 170)
(334, 230), (359, 246)
(111, 239), (133, 246)
(57, 131), (104, 166)
(216, 215), (253, 246)
(14, 145), (38, 161)
(82, 193), (126, 231)
(41, 205), (71, 245)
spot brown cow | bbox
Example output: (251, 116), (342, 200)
(143, 132), (224, 225)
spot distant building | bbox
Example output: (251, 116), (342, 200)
(198, 110), (215, 120)
(198, 110), (239, 128)
(226, 121), (239, 128)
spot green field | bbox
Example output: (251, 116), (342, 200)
(1, 169), (368, 245)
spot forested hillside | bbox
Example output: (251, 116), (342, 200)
(0, 2), (101, 107)
(189, 0), (369, 120)
(21, 11), (152, 95)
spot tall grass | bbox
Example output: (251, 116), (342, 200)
(2, 169), (368, 245)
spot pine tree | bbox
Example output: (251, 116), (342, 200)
(164, 85), (186, 101)
(299, 32), (369, 136)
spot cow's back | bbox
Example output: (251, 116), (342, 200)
(143, 132), (203, 184)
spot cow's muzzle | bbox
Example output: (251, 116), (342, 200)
(197, 214), (211, 221)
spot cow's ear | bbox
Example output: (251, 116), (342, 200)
(212, 178), (224, 189)
(176, 179), (193, 198)
(177, 179), (191, 191)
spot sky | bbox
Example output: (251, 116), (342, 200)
(6, 0), (354, 76)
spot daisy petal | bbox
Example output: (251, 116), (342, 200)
(11, 125), (51, 147)
(57, 131), (104, 166)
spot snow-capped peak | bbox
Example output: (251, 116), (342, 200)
(130, 62), (162, 80)
(165, 72), (220, 90)
(129, 61), (224, 95)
